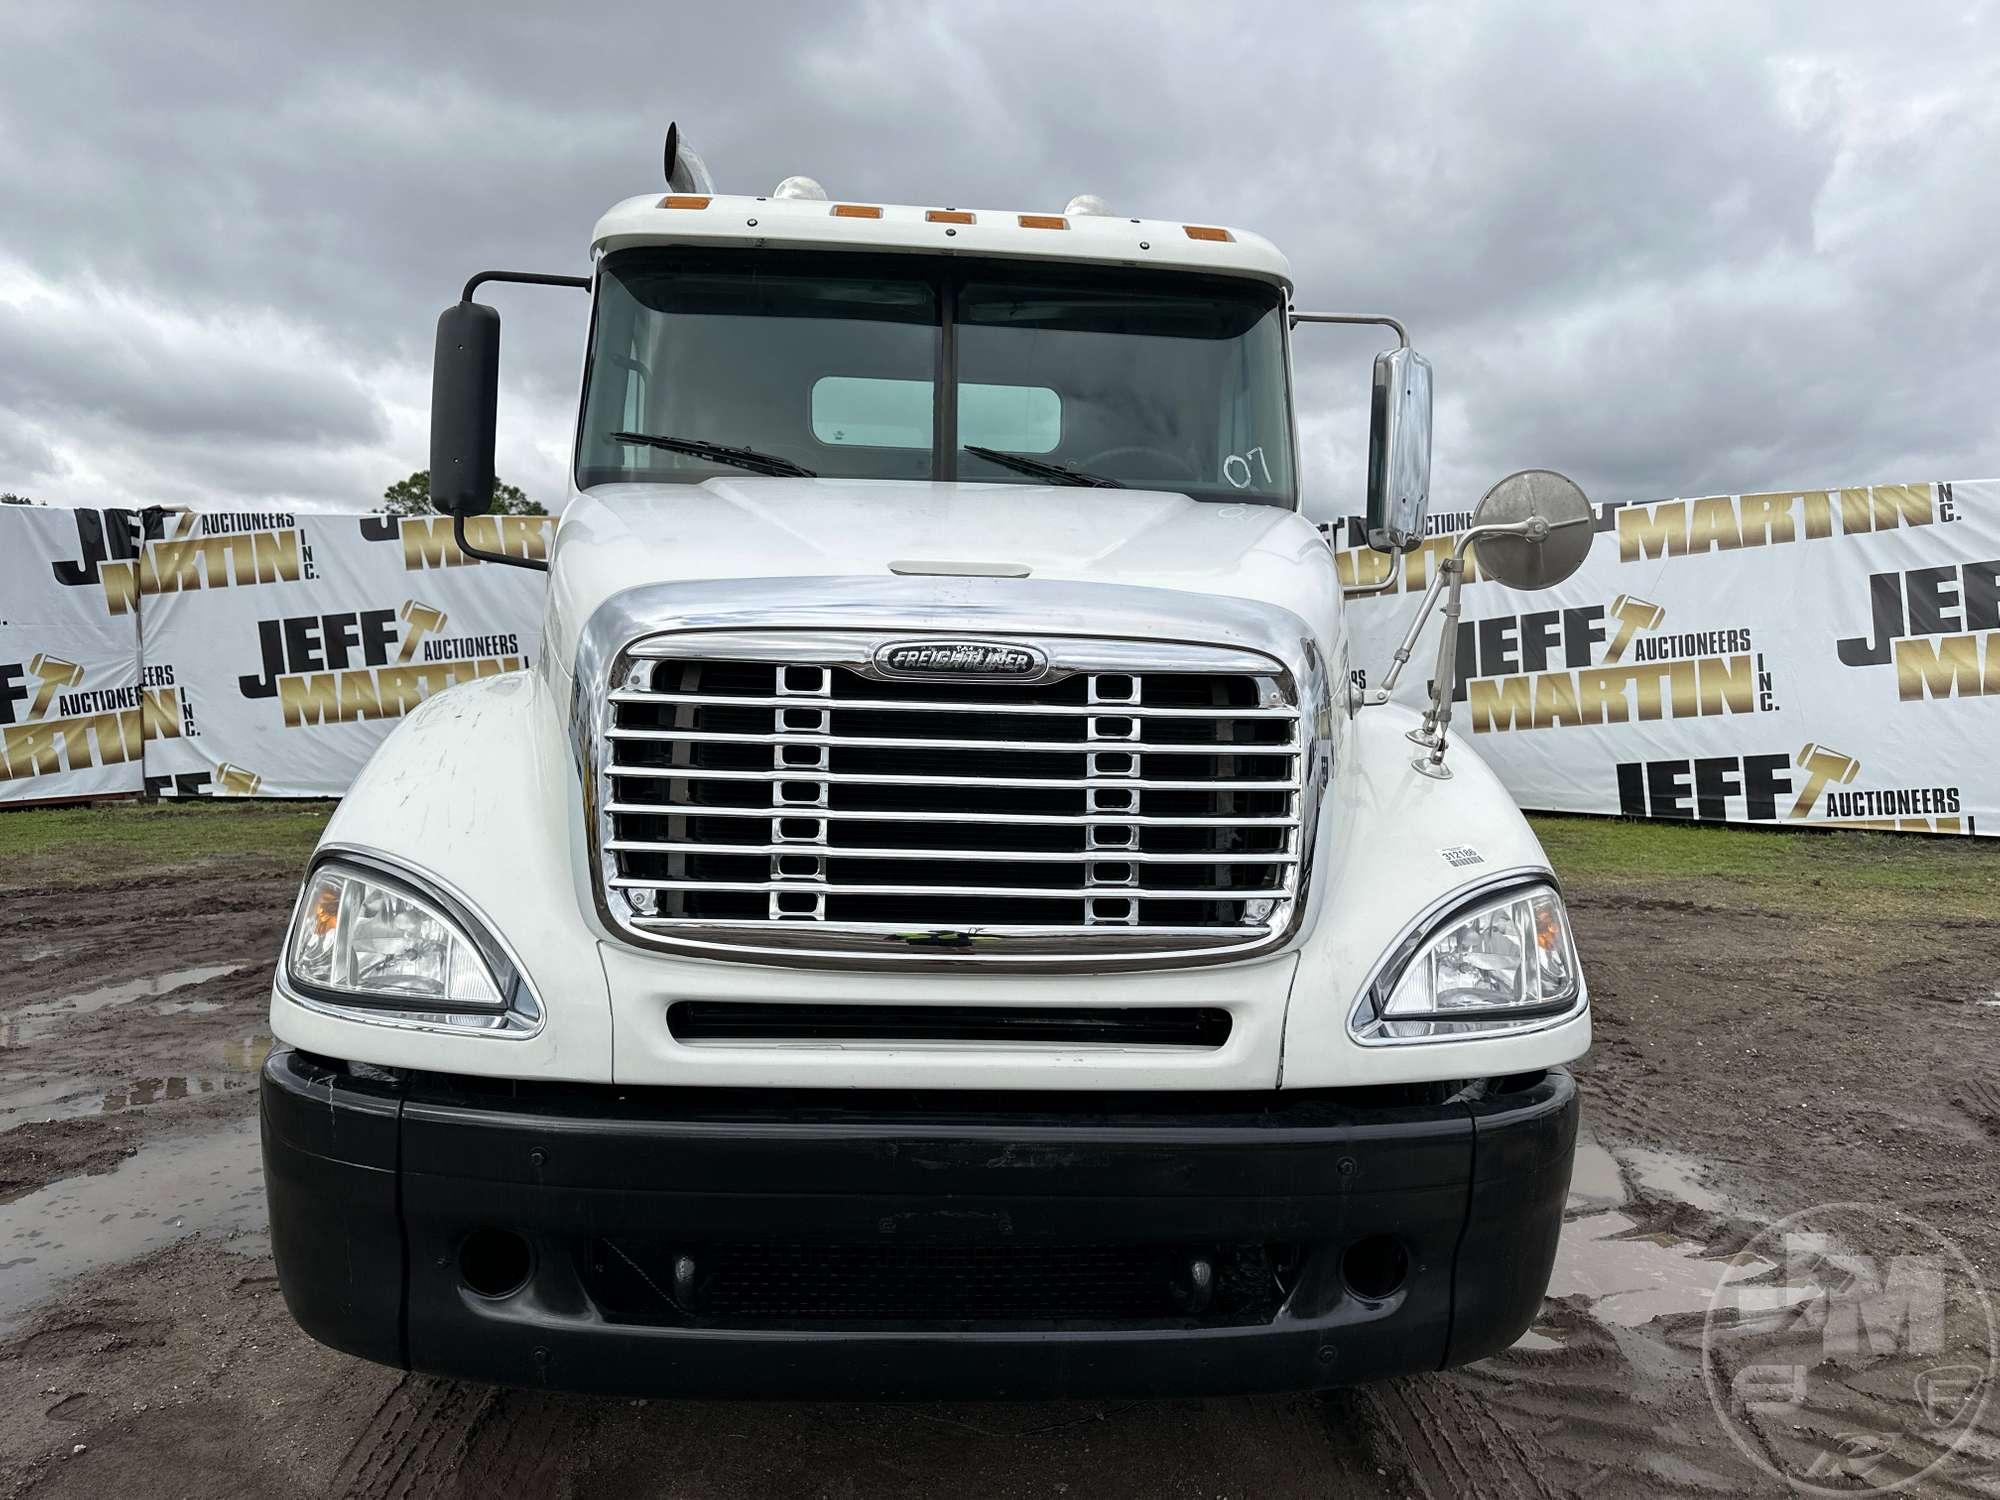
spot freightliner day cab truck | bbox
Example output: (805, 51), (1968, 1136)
(262, 129), (1596, 1398)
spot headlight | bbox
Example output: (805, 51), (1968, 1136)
(1355, 884), (1582, 1041)
(287, 860), (511, 1013)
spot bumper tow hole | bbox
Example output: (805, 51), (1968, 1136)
(460, 1228), (533, 1300)
(1341, 1236), (1409, 1301)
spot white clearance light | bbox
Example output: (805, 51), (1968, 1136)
(774, 175), (828, 201)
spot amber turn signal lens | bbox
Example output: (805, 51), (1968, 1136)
(309, 883), (341, 935)
(659, 195), (711, 209)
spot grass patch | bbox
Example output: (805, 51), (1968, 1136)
(1531, 813), (2000, 921)
(0, 798), (334, 890)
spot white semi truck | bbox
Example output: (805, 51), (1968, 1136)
(261, 131), (1594, 1398)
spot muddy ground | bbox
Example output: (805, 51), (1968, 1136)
(2, 817), (1997, 1498)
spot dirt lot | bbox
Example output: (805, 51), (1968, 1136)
(2, 803), (1996, 1498)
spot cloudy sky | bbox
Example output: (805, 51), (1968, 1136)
(2, 1), (1995, 517)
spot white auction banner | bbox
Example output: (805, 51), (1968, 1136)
(1336, 479), (1999, 835)
(9, 483), (1997, 832)
(136, 510), (551, 797)
(2, 506), (150, 804)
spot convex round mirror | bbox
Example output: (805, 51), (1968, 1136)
(1470, 469), (1593, 590)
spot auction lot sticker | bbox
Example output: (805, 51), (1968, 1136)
(1702, 1202), (1997, 1493)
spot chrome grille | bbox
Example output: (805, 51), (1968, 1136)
(594, 632), (1307, 965)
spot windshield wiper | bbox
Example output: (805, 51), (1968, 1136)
(612, 431), (816, 479)
(961, 445), (1123, 488)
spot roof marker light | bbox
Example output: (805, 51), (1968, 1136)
(659, 195), (712, 210)
(926, 210), (975, 224)
(1184, 224), (1234, 242)
(831, 203), (883, 218)
(1018, 214), (1068, 230)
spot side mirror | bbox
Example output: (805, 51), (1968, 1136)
(430, 301), (501, 516)
(1469, 470), (1593, 590)
(1364, 346), (1433, 553)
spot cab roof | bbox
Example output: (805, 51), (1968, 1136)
(590, 193), (1292, 287)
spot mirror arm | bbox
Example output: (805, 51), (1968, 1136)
(453, 512), (549, 574)
(1344, 576), (1408, 600)
(1288, 310), (1409, 349)
(1358, 513), (1594, 768)
(459, 270), (592, 302)
(434, 271), (588, 572)
(1397, 515), (1592, 776)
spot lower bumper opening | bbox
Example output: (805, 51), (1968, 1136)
(665, 1000), (1232, 1048)
(582, 1237), (1298, 1328)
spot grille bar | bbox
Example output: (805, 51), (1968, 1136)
(605, 766), (1298, 790)
(632, 920), (1260, 937)
(612, 878), (1296, 898)
(610, 689), (1293, 719)
(597, 636), (1309, 964)
(607, 728), (1297, 752)
(607, 840), (1293, 864)
(605, 803), (1300, 828)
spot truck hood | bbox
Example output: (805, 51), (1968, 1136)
(546, 479), (1343, 671)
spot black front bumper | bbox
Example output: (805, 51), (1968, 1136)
(261, 1050), (1575, 1399)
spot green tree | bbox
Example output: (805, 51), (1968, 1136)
(0, 492), (37, 505)
(378, 470), (545, 516)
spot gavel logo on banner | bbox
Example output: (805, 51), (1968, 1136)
(396, 601), (450, 664)
(1602, 595), (1667, 664)
(27, 654), (85, 719)
(1790, 743), (1861, 820)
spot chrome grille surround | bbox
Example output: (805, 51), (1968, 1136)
(573, 578), (1335, 971)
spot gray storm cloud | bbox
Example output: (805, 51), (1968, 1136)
(0, 0), (1993, 514)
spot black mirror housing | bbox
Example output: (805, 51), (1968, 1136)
(430, 301), (501, 516)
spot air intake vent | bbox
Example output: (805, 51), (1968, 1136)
(667, 1001), (1232, 1047)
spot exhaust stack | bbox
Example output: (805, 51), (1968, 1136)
(663, 121), (716, 196)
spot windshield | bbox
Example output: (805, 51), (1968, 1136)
(577, 250), (1296, 505)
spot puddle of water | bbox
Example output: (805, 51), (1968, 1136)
(0, 1078), (103, 1130)
(98, 1074), (248, 1112)
(1547, 1210), (1817, 1330)
(222, 1033), (274, 1073)
(1548, 1211), (1723, 1325)
(0, 1118), (265, 1335)
(1567, 1128), (1627, 1214)
(0, 1074), (250, 1130)
(1618, 1145), (1727, 1215)
(0, 964), (248, 1047)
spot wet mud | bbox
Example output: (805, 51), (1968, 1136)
(2, 864), (1996, 1497)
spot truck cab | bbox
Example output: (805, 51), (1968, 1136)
(260, 150), (1590, 1399)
